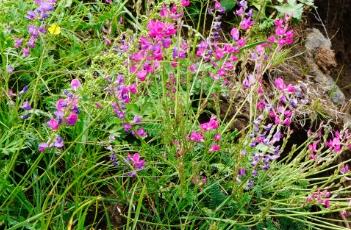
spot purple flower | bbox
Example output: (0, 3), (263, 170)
(47, 118), (59, 131)
(271, 131), (282, 144)
(22, 47), (30, 57)
(243, 74), (255, 88)
(21, 101), (32, 110)
(110, 153), (118, 166)
(26, 10), (37, 20)
(214, 133), (221, 141)
(27, 36), (37, 48)
(53, 135), (64, 148)
(340, 164), (349, 175)
(230, 28), (240, 41)
(20, 114), (31, 120)
(133, 115), (142, 124)
(181, 0), (190, 7)
(123, 123), (132, 132)
(240, 18), (253, 30)
(14, 38), (23, 48)
(274, 78), (286, 90)
(56, 99), (67, 111)
(238, 168), (246, 176)
(28, 25), (39, 38)
(6, 65), (14, 73)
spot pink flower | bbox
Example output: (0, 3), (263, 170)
(129, 84), (137, 94)
(135, 128), (147, 138)
(22, 47), (30, 57)
(136, 70), (147, 81)
(200, 116), (219, 131)
(71, 79), (81, 90)
(181, 0), (190, 7)
(214, 133), (221, 141)
(274, 78), (286, 90)
(340, 164), (349, 175)
(66, 112), (78, 126)
(123, 123), (132, 132)
(230, 28), (240, 41)
(47, 118), (59, 131)
(147, 20), (176, 39)
(240, 18), (253, 30)
(327, 131), (342, 153)
(189, 131), (204, 142)
(256, 100), (266, 111)
(209, 144), (220, 152)
(128, 153), (145, 170)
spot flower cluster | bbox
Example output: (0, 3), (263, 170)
(268, 17), (294, 47)
(307, 128), (351, 160)
(236, 0), (254, 31)
(244, 78), (307, 189)
(15, 0), (57, 57)
(108, 75), (147, 139)
(189, 116), (221, 153)
(129, 19), (177, 82)
(39, 79), (81, 152)
(306, 189), (331, 208)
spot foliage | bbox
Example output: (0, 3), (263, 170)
(1, 0), (350, 229)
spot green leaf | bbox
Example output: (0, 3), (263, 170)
(273, 0), (304, 19)
(221, 0), (236, 11)
(64, 0), (73, 7)
(299, 0), (314, 6)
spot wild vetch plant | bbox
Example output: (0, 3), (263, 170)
(1, 0), (351, 229)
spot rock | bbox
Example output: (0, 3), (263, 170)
(305, 28), (345, 105)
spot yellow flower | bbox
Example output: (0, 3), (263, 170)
(48, 23), (61, 35)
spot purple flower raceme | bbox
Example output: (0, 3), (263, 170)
(14, 0), (57, 57)
(39, 82), (80, 152)
(244, 78), (309, 189)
